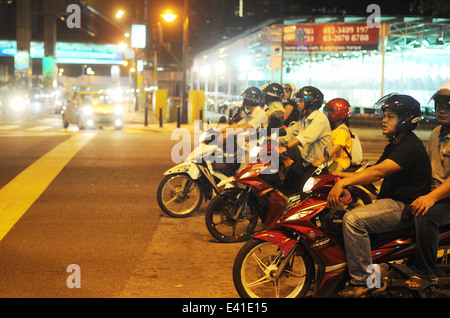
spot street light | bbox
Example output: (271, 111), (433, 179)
(162, 11), (178, 23)
(115, 10), (125, 19)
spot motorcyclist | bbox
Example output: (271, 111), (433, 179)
(312, 98), (352, 172)
(220, 86), (268, 169)
(405, 82), (450, 290)
(278, 86), (332, 192)
(220, 86), (267, 137)
(261, 83), (285, 130)
(327, 93), (431, 297)
(282, 83), (300, 127)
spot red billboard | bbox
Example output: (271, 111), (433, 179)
(284, 23), (379, 52)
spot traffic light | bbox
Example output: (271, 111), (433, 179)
(151, 23), (163, 46)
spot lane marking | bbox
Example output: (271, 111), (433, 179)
(26, 125), (52, 131)
(0, 133), (95, 242)
(0, 125), (20, 130)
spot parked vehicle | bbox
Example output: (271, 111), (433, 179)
(205, 146), (377, 243)
(232, 171), (450, 298)
(157, 116), (240, 218)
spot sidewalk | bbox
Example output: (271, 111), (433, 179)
(123, 109), (434, 142)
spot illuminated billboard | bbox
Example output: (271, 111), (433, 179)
(0, 41), (125, 65)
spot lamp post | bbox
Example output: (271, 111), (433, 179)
(161, 1), (189, 124)
(181, 0), (189, 124)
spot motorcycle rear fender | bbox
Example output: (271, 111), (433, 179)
(164, 163), (201, 179)
(253, 230), (304, 257)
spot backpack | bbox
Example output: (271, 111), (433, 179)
(343, 129), (363, 165)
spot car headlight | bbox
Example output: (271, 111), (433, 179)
(10, 97), (27, 112)
(303, 177), (319, 193)
(82, 106), (93, 115)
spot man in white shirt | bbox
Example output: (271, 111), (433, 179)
(279, 86), (332, 192)
(220, 86), (268, 169)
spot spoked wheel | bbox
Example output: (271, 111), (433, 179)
(205, 188), (259, 243)
(157, 174), (203, 218)
(233, 239), (314, 298)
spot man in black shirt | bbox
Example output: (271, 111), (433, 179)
(327, 94), (431, 297)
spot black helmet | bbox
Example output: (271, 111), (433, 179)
(430, 82), (450, 111)
(374, 93), (421, 132)
(295, 86), (324, 110)
(262, 83), (284, 101)
(240, 86), (262, 107)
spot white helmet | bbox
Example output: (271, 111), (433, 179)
(430, 81), (450, 110)
(283, 83), (297, 101)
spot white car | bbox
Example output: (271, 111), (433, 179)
(62, 91), (123, 130)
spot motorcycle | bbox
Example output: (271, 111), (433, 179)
(205, 144), (377, 243)
(232, 171), (450, 298)
(157, 116), (240, 218)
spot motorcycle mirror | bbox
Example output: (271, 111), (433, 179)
(323, 147), (330, 170)
(218, 116), (227, 124)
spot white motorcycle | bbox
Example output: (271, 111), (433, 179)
(157, 116), (240, 218)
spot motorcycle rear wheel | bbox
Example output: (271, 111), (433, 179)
(205, 188), (259, 243)
(157, 174), (203, 218)
(233, 238), (314, 298)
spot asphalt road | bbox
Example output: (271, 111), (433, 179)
(0, 107), (415, 300)
(0, 108), (248, 298)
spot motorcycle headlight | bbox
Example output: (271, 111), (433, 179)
(82, 106), (93, 115)
(199, 131), (208, 142)
(284, 209), (315, 222)
(239, 169), (261, 179)
(303, 177), (319, 193)
(114, 107), (123, 115)
(250, 145), (263, 158)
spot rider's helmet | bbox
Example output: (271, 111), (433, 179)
(430, 82), (450, 111)
(240, 86), (263, 108)
(324, 98), (351, 123)
(283, 83), (296, 100)
(374, 93), (422, 132)
(263, 83), (284, 102)
(295, 86), (324, 111)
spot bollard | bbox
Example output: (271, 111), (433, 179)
(144, 106), (148, 127)
(159, 107), (163, 128)
(177, 105), (181, 128)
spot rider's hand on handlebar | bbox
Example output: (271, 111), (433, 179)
(327, 182), (344, 208)
(279, 146), (287, 155)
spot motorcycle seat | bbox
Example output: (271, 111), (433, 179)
(370, 226), (415, 250)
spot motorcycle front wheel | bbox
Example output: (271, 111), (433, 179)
(205, 188), (259, 243)
(157, 174), (203, 218)
(233, 239), (314, 298)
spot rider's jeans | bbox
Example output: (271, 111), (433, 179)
(414, 198), (450, 279)
(342, 198), (409, 286)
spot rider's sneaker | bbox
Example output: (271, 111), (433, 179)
(338, 284), (371, 298)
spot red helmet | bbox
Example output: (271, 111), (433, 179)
(324, 98), (351, 122)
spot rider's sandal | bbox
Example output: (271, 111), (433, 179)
(404, 275), (438, 291)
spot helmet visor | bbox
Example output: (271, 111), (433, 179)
(373, 92), (400, 115)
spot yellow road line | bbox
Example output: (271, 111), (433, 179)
(0, 133), (95, 242)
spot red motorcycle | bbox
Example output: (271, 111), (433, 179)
(205, 147), (376, 243)
(232, 171), (450, 298)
